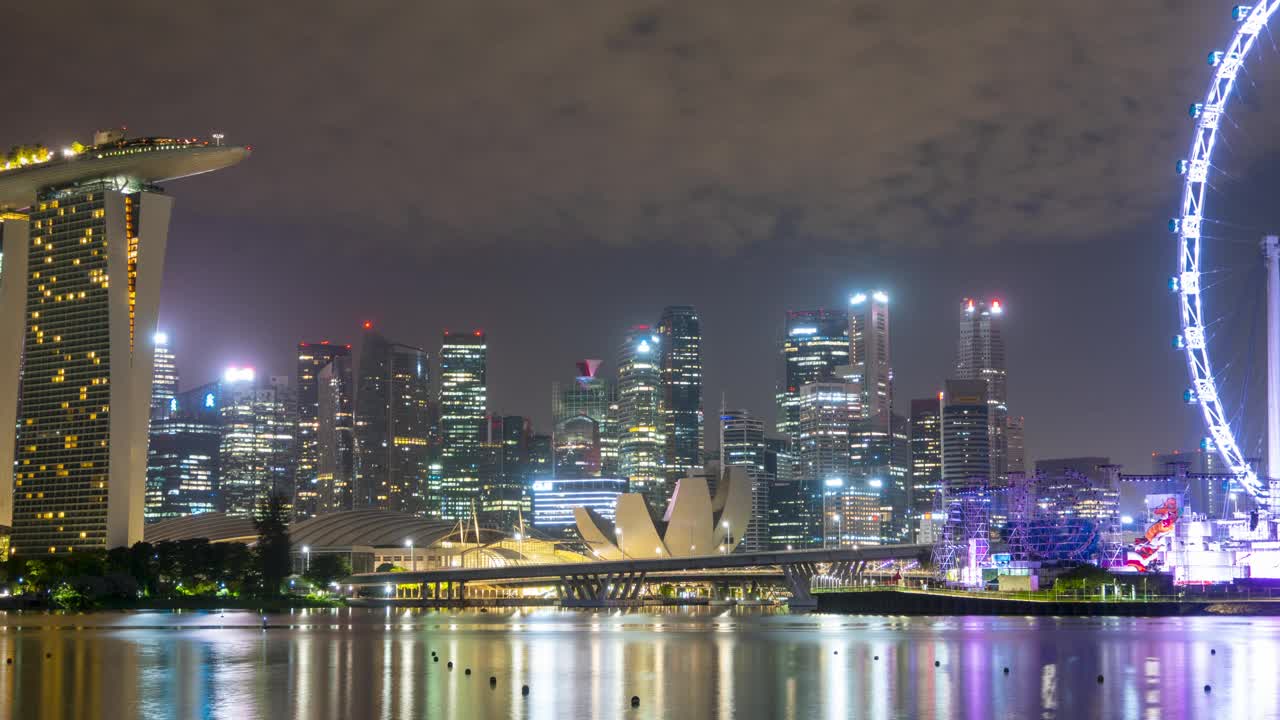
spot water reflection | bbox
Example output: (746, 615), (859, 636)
(0, 609), (1276, 719)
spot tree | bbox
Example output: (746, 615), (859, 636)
(254, 492), (292, 597)
(303, 554), (351, 592)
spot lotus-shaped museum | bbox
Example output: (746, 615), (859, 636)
(574, 466), (754, 559)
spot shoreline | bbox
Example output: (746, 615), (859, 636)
(815, 588), (1280, 616)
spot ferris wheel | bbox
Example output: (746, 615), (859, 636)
(1173, 2), (1280, 510)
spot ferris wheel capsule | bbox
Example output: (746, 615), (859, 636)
(1209, 51), (1225, 66)
(1189, 103), (1204, 118)
(1234, 5), (1254, 21)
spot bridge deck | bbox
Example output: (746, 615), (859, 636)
(342, 545), (932, 586)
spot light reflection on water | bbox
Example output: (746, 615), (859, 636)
(0, 608), (1276, 719)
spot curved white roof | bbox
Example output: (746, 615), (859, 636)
(0, 144), (249, 211)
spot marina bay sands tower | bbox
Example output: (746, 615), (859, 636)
(0, 130), (249, 555)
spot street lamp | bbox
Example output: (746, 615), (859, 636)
(615, 527), (627, 560)
(302, 546), (310, 572)
(513, 532), (524, 562)
(404, 539), (415, 573)
(722, 520), (731, 554)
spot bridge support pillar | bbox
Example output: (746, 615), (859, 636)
(782, 562), (819, 609)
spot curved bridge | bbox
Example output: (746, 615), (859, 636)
(342, 544), (933, 608)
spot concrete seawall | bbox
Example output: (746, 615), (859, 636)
(815, 589), (1280, 616)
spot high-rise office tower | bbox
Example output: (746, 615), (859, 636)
(0, 130), (248, 554)
(764, 436), (807, 548)
(552, 360), (610, 478)
(885, 411), (911, 543)
(477, 414), (526, 528)
(218, 369), (297, 516)
(721, 409), (769, 551)
(776, 310), (849, 438)
(797, 382), (859, 546)
(386, 343), (432, 515)
(146, 381), (221, 522)
(355, 324), (432, 514)
(151, 332), (178, 418)
(315, 355), (357, 513)
(909, 396), (944, 517)
(528, 433), (554, 480)
(941, 379), (991, 493)
(956, 298), (1008, 482)
(295, 341), (354, 519)
(848, 292), (892, 431)
(354, 325), (392, 507)
(617, 326), (666, 505)
(1006, 415), (1025, 474)
(439, 330), (487, 520)
(797, 382), (858, 488)
(658, 306), (703, 484)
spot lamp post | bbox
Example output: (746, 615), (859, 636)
(513, 532), (523, 562)
(615, 527), (627, 560)
(405, 539), (415, 573)
(302, 546), (310, 573)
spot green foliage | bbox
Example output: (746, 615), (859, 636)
(303, 554), (351, 592)
(254, 492), (293, 597)
(51, 582), (89, 610)
(1054, 564), (1114, 591)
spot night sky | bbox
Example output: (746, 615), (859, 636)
(5, 1), (1276, 471)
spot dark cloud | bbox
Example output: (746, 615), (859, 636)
(0, 0), (1267, 473)
(2, 0), (1242, 254)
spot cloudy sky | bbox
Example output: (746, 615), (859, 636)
(6, 0), (1279, 470)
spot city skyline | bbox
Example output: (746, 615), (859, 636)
(143, 271), (1195, 474)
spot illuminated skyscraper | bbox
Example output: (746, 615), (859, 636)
(776, 309), (849, 438)
(848, 291), (892, 432)
(218, 370), (297, 516)
(386, 343), (432, 514)
(295, 341), (354, 518)
(616, 326), (666, 505)
(150, 332), (178, 418)
(797, 382), (859, 546)
(439, 330), (487, 520)
(764, 437), (807, 548)
(145, 381), (220, 522)
(552, 360), (610, 478)
(0, 130), (248, 554)
(478, 414), (528, 527)
(721, 409), (769, 551)
(354, 325), (433, 514)
(956, 298), (1008, 482)
(941, 379), (990, 493)
(909, 397), (944, 517)
(658, 306), (703, 483)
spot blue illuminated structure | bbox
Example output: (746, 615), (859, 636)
(1173, 2), (1280, 508)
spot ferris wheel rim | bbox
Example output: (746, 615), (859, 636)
(1174, 2), (1280, 507)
